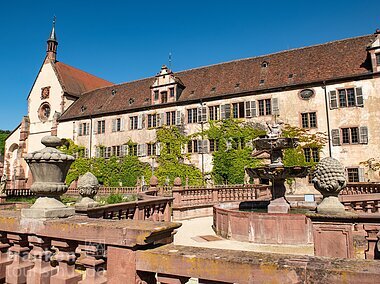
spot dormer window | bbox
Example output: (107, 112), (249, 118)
(169, 88), (175, 97)
(161, 91), (168, 103)
(261, 61), (268, 68)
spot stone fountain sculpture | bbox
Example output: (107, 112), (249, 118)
(312, 157), (346, 214)
(21, 136), (75, 218)
(245, 122), (309, 213)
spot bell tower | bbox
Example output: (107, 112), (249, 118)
(46, 17), (58, 63)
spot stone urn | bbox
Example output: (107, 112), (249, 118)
(75, 172), (100, 210)
(24, 136), (75, 197)
(21, 136), (75, 219)
(312, 157), (347, 214)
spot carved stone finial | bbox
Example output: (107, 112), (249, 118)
(312, 157), (347, 214)
(77, 172), (99, 199)
(150, 176), (158, 187)
(173, 177), (182, 187)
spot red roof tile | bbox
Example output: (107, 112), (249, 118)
(60, 34), (376, 121)
(54, 62), (113, 97)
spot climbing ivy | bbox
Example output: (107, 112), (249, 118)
(156, 126), (203, 185)
(59, 139), (151, 186)
(203, 119), (266, 184)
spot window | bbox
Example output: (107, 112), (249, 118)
(258, 99), (272, 116)
(154, 90), (159, 101)
(187, 140), (198, 153)
(301, 112), (317, 128)
(304, 148), (320, 163)
(148, 114), (158, 128)
(166, 111), (176, 126)
(187, 108), (198, 123)
(209, 105), (220, 121)
(112, 145), (121, 157)
(220, 104), (231, 119)
(342, 127), (359, 144)
(97, 120), (105, 134)
(112, 118), (122, 132)
(376, 53), (380, 66)
(161, 91), (168, 103)
(347, 168), (359, 182)
(129, 144), (137, 156)
(147, 143), (157, 156)
(232, 102), (245, 118)
(332, 126), (368, 146)
(329, 88), (363, 109)
(346, 167), (365, 182)
(130, 116), (138, 130)
(78, 122), (89, 136)
(209, 139), (219, 152)
(169, 88), (175, 97)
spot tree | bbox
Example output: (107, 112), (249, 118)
(0, 130), (10, 156)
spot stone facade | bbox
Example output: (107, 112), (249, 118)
(4, 25), (380, 194)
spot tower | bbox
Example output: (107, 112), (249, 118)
(46, 17), (58, 62)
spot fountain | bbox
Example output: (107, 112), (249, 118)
(245, 122), (309, 213)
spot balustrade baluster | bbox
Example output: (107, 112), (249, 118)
(363, 226), (380, 259)
(77, 244), (107, 284)
(375, 201), (380, 213)
(0, 232), (12, 282)
(365, 201), (375, 213)
(6, 233), (34, 284)
(27, 236), (57, 283)
(50, 240), (82, 284)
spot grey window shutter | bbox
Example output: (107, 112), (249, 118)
(358, 168), (365, 182)
(93, 122), (98, 134)
(202, 140), (209, 154)
(138, 114), (143, 129)
(112, 119), (116, 132)
(224, 104), (231, 119)
(120, 118), (125, 131)
(331, 129), (340, 146)
(86, 123), (90, 135)
(176, 111), (182, 125)
(272, 98), (279, 115)
(329, 91), (338, 109)
(95, 147), (99, 158)
(156, 143), (161, 156)
(220, 104), (226, 119)
(359, 126), (368, 144)
(251, 101), (257, 117)
(180, 144), (186, 154)
(141, 144), (147, 157)
(159, 113), (164, 127)
(197, 107), (202, 123)
(79, 123), (83, 136)
(245, 101), (251, 118)
(121, 145), (128, 156)
(137, 144), (142, 157)
(355, 87), (364, 107)
(226, 140), (232, 150)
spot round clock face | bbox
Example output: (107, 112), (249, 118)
(38, 103), (51, 122)
(299, 89), (315, 100)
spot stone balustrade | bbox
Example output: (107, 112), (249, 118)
(82, 194), (173, 221)
(0, 210), (379, 283)
(341, 183), (380, 195)
(339, 193), (380, 213)
(172, 184), (271, 220)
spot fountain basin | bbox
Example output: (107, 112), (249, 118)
(246, 166), (310, 180)
(213, 202), (313, 245)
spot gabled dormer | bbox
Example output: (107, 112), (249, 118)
(150, 65), (185, 105)
(367, 29), (380, 72)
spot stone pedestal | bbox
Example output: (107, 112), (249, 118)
(317, 196), (345, 214)
(268, 197), (290, 213)
(21, 197), (74, 219)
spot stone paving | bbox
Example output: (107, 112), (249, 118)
(174, 216), (314, 256)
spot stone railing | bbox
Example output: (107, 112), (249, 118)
(0, 211), (380, 283)
(82, 194), (173, 221)
(172, 184), (271, 220)
(341, 182), (380, 195)
(339, 193), (380, 213)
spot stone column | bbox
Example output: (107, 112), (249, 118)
(78, 245), (106, 284)
(0, 232), (12, 282)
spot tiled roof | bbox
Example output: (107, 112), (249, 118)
(53, 62), (113, 97)
(59, 34), (376, 121)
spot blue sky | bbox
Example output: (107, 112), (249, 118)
(0, 0), (378, 130)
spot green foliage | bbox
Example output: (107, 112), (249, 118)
(97, 193), (137, 205)
(0, 130), (10, 155)
(205, 119), (266, 184)
(60, 140), (151, 186)
(156, 126), (202, 185)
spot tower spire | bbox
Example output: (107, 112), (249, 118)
(46, 16), (58, 63)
